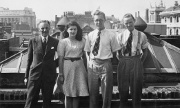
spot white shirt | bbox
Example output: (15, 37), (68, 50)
(117, 29), (149, 56)
(84, 29), (120, 59)
(41, 36), (48, 43)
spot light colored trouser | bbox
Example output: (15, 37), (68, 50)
(88, 59), (113, 108)
(117, 55), (144, 108)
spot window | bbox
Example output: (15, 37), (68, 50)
(170, 29), (172, 35)
(165, 17), (166, 23)
(177, 16), (179, 22)
(157, 15), (160, 22)
(170, 17), (172, 23)
(176, 29), (178, 35)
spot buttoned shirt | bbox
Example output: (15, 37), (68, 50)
(84, 29), (120, 60)
(117, 29), (149, 56)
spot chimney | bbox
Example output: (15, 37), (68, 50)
(135, 12), (137, 18)
(66, 12), (68, 16)
(175, 1), (178, 6)
(145, 8), (149, 23)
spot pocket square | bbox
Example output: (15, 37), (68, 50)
(51, 47), (54, 49)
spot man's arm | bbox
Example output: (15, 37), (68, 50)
(24, 39), (33, 85)
(111, 31), (121, 62)
(85, 52), (90, 68)
(86, 52), (90, 62)
(140, 32), (149, 65)
(141, 48), (148, 64)
(82, 51), (87, 70)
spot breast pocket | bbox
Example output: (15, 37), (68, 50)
(46, 48), (56, 56)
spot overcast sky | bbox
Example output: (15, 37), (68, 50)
(0, 0), (178, 20)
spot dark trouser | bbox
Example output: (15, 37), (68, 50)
(24, 78), (55, 108)
(117, 55), (144, 108)
(88, 59), (113, 108)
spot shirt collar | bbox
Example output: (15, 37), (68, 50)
(95, 28), (105, 33)
(126, 29), (136, 36)
(41, 35), (48, 42)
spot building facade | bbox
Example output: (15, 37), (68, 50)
(0, 7), (36, 29)
(55, 11), (120, 30)
(149, 0), (165, 23)
(160, 1), (180, 35)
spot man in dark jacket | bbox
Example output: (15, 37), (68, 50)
(24, 20), (59, 108)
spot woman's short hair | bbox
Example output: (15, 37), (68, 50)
(93, 10), (106, 20)
(64, 21), (83, 41)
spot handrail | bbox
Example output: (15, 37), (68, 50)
(0, 48), (28, 66)
(17, 53), (24, 73)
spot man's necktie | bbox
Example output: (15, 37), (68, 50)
(124, 32), (133, 56)
(92, 30), (101, 56)
(42, 38), (47, 54)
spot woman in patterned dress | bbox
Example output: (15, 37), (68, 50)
(56, 21), (89, 108)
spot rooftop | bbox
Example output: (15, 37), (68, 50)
(160, 1), (180, 16)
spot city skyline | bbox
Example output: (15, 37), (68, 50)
(0, 0), (178, 20)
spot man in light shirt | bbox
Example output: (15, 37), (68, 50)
(84, 10), (120, 108)
(117, 13), (149, 108)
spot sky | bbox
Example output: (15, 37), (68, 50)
(0, 0), (179, 21)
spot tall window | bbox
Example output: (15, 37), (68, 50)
(170, 17), (172, 23)
(176, 29), (178, 35)
(170, 29), (172, 35)
(177, 16), (179, 22)
(165, 17), (166, 23)
(157, 15), (160, 22)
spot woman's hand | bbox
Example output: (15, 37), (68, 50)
(58, 75), (64, 84)
(53, 75), (64, 94)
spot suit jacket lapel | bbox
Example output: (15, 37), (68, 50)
(35, 36), (44, 55)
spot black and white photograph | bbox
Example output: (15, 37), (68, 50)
(0, 0), (180, 108)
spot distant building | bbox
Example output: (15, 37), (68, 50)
(55, 11), (93, 29)
(0, 7), (36, 29)
(82, 25), (94, 37)
(148, 0), (166, 23)
(11, 29), (33, 42)
(143, 0), (166, 35)
(0, 39), (8, 62)
(160, 1), (180, 35)
(0, 22), (12, 39)
(55, 11), (120, 30)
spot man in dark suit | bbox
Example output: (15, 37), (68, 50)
(24, 20), (59, 108)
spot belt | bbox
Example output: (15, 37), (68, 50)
(92, 58), (111, 64)
(64, 57), (81, 62)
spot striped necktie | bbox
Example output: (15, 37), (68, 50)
(124, 32), (133, 56)
(92, 30), (101, 56)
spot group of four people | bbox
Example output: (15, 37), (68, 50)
(24, 10), (149, 108)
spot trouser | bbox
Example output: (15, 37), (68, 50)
(117, 55), (144, 108)
(24, 78), (55, 108)
(88, 59), (113, 108)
